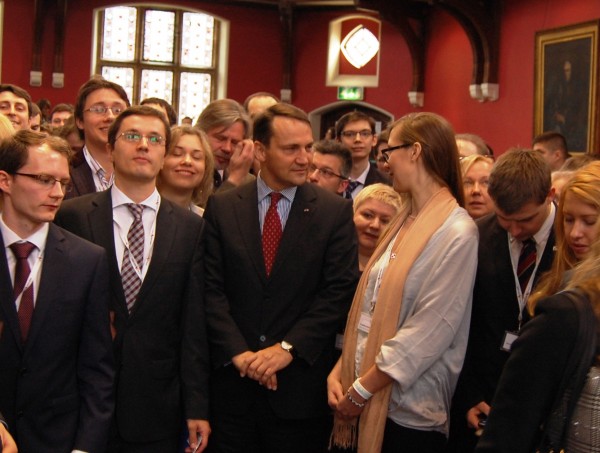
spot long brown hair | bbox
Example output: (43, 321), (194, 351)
(388, 112), (464, 206)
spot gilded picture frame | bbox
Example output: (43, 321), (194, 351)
(534, 20), (600, 153)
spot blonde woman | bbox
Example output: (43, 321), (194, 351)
(476, 200), (600, 452)
(460, 154), (494, 219)
(527, 161), (600, 315)
(157, 126), (214, 215)
(353, 183), (402, 271)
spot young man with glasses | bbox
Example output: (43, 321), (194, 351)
(68, 76), (130, 199)
(0, 130), (114, 452)
(307, 140), (351, 195)
(335, 111), (390, 199)
(56, 106), (210, 453)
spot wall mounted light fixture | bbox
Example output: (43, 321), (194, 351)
(341, 25), (380, 69)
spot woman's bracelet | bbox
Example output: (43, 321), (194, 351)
(352, 378), (373, 400)
(346, 390), (366, 408)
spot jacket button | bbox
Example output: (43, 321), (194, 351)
(259, 335), (266, 342)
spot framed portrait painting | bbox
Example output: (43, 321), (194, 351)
(535, 21), (600, 153)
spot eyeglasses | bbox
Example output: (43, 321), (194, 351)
(14, 172), (72, 192)
(84, 106), (125, 116)
(340, 129), (373, 139)
(381, 143), (413, 163)
(308, 164), (347, 180)
(117, 130), (166, 147)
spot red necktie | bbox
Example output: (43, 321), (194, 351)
(10, 242), (36, 342)
(262, 192), (283, 276)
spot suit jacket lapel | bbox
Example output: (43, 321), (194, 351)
(25, 225), (65, 353)
(233, 183), (266, 280)
(131, 200), (175, 315)
(89, 191), (127, 314)
(0, 234), (23, 352)
(270, 184), (316, 278)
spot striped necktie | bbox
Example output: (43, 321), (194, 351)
(517, 238), (537, 293)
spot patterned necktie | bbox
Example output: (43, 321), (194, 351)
(262, 192), (283, 276)
(121, 204), (145, 313)
(10, 242), (36, 342)
(344, 180), (361, 199)
(517, 238), (537, 293)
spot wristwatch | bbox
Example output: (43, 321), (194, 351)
(280, 340), (297, 358)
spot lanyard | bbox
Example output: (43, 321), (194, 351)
(114, 201), (159, 280)
(508, 238), (541, 330)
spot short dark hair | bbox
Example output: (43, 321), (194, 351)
(108, 105), (171, 150)
(0, 129), (72, 175)
(51, 103), (74, 117)
(74, 76), (130, 124)
(488, 148), (551, 214)
(455, 133), (491, 156)
(335, 111), (376, 139)
(141, 97), (178, 126)
(0, 84), (33, 118)
(253, 103), (311, 146)
(532, 131), (569, 158)
(312, 140), (352, 179)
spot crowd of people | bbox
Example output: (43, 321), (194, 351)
(0, 76), (600, 453)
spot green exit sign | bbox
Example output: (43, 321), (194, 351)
(338, 86), (364, 101)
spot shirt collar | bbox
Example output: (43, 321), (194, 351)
(111, 184), (161, 212)
(256, 172), (298, 203)
(0, 214), (49, 250)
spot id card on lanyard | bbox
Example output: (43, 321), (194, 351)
(501, 238), (540, 352)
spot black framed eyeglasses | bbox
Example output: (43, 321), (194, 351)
(308, 164), (348, 180)
(14, 172), (72, 192)
(381, 143), (413, 163)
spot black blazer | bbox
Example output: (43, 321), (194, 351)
(0, 224), (114, 452)
(55, 190), (209, 443)
(475, 293), (600, 452)
(456, 212), (556, 411)
(65, 149), (96, 200)
(204, 182), (359, 419)
(364, 162), (391, 186)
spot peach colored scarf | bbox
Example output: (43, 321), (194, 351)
(331, 187), (457, 452)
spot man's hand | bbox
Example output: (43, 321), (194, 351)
(185, 419), (210, 453)
(245, 344), (293, 390)
(225, 139), (254, 186)
(0, 422), (18, 453)
(232, 350), (257, 377)
(466, 401), (491, 429)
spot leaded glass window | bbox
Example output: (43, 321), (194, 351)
(95, 6), (224, 123)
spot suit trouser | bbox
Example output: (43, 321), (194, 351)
(208, 391), (331, 453)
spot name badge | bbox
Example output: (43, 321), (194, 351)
(501, 331), (519, 352)
(358, 312), (372, 333)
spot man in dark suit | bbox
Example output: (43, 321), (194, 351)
(55, 106), (210, 453)
(447, 149), (556, 452)
(0, 130), (114, 452)
(195, 99), (255, 192)
(335, 111), (390, 199)
(204, 103), (359, 453)
(66, 76), (130, 199)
